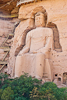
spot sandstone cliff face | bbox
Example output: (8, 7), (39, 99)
(8, 0), (67, 84)
(0, 19), (13, 45)
(0, 12), (19, 73)
(0, 0), (67, 85)
(0, 0), (20, 73)
(0, 16), (19, 46)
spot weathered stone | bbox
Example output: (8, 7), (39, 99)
(15, 11), (53, 81)
(0, 0), (67, 85)
(0, 49), (5, 60)
(0, 0), (20, 14)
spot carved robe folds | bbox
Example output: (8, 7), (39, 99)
(15, 27), (53, 81)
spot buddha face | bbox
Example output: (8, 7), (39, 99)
(35, 12), (46, 27)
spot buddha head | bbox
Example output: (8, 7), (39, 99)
(35, 12), (47, 27)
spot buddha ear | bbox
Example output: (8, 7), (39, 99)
(44, 12), (47, 26)
(29, 18), (35, 28)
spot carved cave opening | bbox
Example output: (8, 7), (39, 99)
(58, 78), (61, 81)
(55, 74), (58, 77)
(63, 72), (67, 85)
(47, 22), (62, 51)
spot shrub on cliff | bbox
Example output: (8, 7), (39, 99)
(0, 89), (3, 99)
(0, 73), (67, 100)
(30, 82), (67, 100)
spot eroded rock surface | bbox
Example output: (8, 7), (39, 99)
(0, 0), (67, 85)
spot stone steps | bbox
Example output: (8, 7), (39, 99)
(0, 61), (8, 65)
(0, 33), (14, 72)
(0, 48), (9, 72)
(0, 64), (7, 71)
(0, 47), (9, 71)
(1, 33), (14, 46)
(0, 47), (10, 52)
(2, 52), (9, 61)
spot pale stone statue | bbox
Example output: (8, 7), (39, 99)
(15, 12), (53, 81)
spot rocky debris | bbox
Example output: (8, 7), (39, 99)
(0, 0), (20, 14)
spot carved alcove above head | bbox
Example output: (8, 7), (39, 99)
(47, 22), (62, 52)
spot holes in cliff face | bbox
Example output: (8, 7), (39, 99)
(5, 72), (7, 74)
(63, 72), (67, 85)
(40, 64), (42, 66)
(47, 22), (62, 52)
(53, 61), (54, 63)
(57, 55), (59, 57)
(52, 53), (53, 55)
(55, 74), (58, 77)
(58, 78), (61, 81)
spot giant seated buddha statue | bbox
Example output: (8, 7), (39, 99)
(15, 11), (53, 81)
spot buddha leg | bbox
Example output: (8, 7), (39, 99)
(15, 53), (45, 79)
(15, 55), (24, 77)
(35, 53), (45, 79)
(15, 54), (36, 77)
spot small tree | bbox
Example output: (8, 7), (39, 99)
(0, 89), (3, 99)
(30, 87), (57, 100)
(1, 87), (14, 100)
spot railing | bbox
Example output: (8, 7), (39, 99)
(17, 0), (34, 6)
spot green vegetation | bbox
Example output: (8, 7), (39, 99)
(0, 73), (67, 100)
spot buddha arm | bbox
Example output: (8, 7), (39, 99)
(37, 32), (53, 54)
(18, 32), (31, 54)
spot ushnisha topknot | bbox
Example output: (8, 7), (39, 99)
(35, 11), (45, 17)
